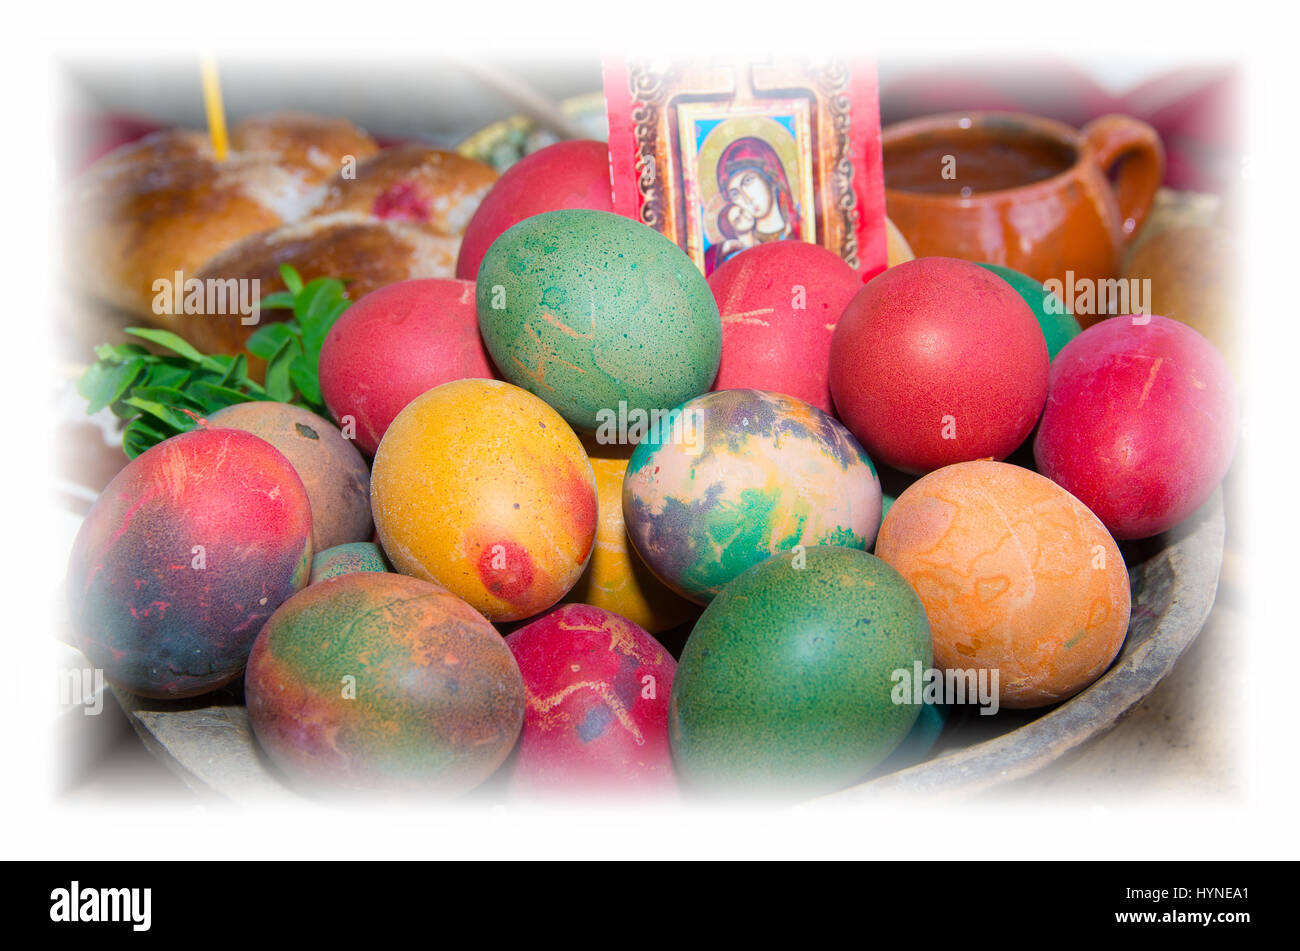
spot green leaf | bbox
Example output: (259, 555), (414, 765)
(78, 359), (145, 415)
(145, 361), (194, 391)
(289, 356), (322, 408)
(279, 264), (304, 297)
(246, 322), (297, 360)
(122, 417), (172, 459)
(94, 342), (152, 362)
(190, 381), (259, 411)
(258, 291), (298, 311)
(131, 385), (204, 410)
(264, 338), (300, 403)
(122, 396), (194, 432)
(125, 327), (224, 373)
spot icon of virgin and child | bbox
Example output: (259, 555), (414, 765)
(699, 119), (807, 273)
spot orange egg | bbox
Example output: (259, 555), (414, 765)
(562, 456), (698, 634)
(370, 379), (597, 622)
(875, 460), (1130, 708)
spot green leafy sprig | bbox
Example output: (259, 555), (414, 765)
(76, 265), (351, 459)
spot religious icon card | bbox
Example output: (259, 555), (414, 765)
(603, 57), (888, 279)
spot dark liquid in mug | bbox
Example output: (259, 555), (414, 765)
(884, 127), (1076, 195)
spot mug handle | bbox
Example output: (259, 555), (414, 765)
(1081, 115), (1165, 243)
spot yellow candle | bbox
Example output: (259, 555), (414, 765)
(200, 56), (229, 161)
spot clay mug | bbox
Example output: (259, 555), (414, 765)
(882, 112), (1163, 326)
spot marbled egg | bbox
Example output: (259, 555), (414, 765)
(875, 460), (1131, 708)
(561, 456), (698, 633)
(623, 389), (882, 604)
(245, 572), (524, 798)
(476, 209), (722, 433)
(370, 379), (597, 622)
(505, 604), (676, 796)
(669, 546), (931, 797)
(66, 428), (312, 698)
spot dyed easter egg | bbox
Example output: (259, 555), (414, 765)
(829, 256), (1050, 474)
(707, 241), (861, 413)
(669, 546), (931, 796)
(66, 428), (312, 698)
(1033, 315), (1238, 539)
(505, 604), (676, 795)
(476, 209), (722, 433)
(456, 139), (613, 281)
(976, 262), (1081, 360)
(370, 379), (597, 622)
(310, 542), (388, 584)
(318, 278), (495, 456)
(209, 401), (371, 551)
(245, 572), (524, 797)
(875, 460), (1131, 708)
(562, 456), (698, 633)
(623, 389), (882, 604)
(885, 216), (915, 266)
(1123, 226), (1239, 373)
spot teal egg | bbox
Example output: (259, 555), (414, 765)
(309, 542), (388, 584)
(623, 389), (882, 604)
(668, 546), (932, 797)
(475, 209), (722, 433)
(976, 263), (1081, 360)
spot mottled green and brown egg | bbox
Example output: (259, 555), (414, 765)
(245, 572), (524, 798)
(669, 546), (931, 797)
(623, 389), (882, 604)
(370, 379), (597, 622)
(310, 542), (388, 584)
(476, 209), (722, 433)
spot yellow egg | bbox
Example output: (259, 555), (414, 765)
(371, 379), (597, 622)
(562, 456), (698, 633)
(885, 216), (914, 267)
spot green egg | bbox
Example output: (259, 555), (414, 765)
(668, 545), (932, 798)
(976, 262), (1081, 360)
(475, 209), (722, 433)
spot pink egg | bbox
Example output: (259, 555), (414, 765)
(707, 241), (861, 413)
(1034, 314), (1238, 539)
(454, 140), (613, 281)
(317, 278), (495, 456)
(504, 604), (676, 797)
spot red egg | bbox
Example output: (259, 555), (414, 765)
(1034, 314), (1237, 539)
(707, 241), (861, 413)
(318, 278), (495, 456)
(828, 256), (1049, 473)
(455, 140), (613, 280)
(504, 604), (676, 797)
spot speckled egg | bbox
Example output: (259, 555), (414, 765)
(1033, 315), (1238, 539)
(707, 241), (862, 414)
(561, 456), (698, 634)
(456, 139), (614, 281)
(66, 428), (312, 698)
(623, 389), (882, 604)
(829, 256), (1050, 474)
(209, 401), (371, 551)
(976, 263), (1081, 361)
(669, 546), (931, 797)
(476, 209), (722, 433)
(370, 379), (597, 622)
(245, 572), (524, 797)
(318, 278), (496, 456)
(310, 542), (388, 584)
(505, 604), (676, 796)
(875, 460), (1131, 708)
